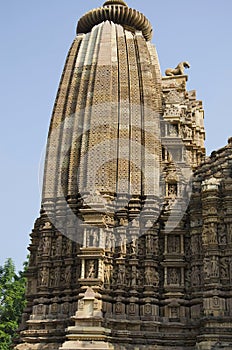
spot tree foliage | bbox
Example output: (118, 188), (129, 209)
(0, 258), (27, 350)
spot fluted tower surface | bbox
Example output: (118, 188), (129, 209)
(42, 1), (162, 204)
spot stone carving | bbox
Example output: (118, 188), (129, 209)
(87, 229), (99, 247)
(42, 237), (51, 255)
(218, 223), (227, 244)
(220, 258), (229, 279)
(105, 231), (115, 251)
(168, 268), (180, 285)
(170, 306), (180, 318)
(165, 61), (190, 76)
(146, 235), (153, 254)
(118, 264), (126, 285)
(40, 267), (49, 287)
(131, 237), (138, 255)
(168, 183), (178, 198)
(103, 215), (116, 228)
(54, 267), (60, 287)
(104, 264), (112, 285)
(119, 217), (128, 226)
(202, 177), (221, 191)
(211, 256), (219, 277)
(120, 234), (127, 256)
(202, 223), (217, 245)
(204, 256), (219, 278)
(43, 222), (52, 230)
(191, 235), (199, 254)
(181, 125), (192, 139)
(168, 123), (178, 137)
(86, 260), (98, 279)
(145, 267), (159, 286)
(130, 266), (138, 287)
(168, 235), (180, 253)
(145, 220), (153, 228)
(132, 219), (140, 227)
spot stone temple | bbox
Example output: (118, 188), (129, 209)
(15, 1), (232, 349)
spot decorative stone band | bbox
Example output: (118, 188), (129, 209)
(76, 5), (153, 41)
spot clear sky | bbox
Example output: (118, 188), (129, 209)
(0, 0), (232, 272)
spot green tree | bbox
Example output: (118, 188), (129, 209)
(0, 258), (27, 350)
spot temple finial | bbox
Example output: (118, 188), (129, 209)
(103, 0), (128, 6)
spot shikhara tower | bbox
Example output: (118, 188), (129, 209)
(16, 1), (232, 350)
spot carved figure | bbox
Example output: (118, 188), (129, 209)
(120, 234), (127, 256)
(211, 256), (219, 277)
(131, 238), (138, 255)
(40, 268), (49, 286)
(146, 235), (153, 254)
(54, 267), (60, 286)
(145, 267), (153, 285)
(131, 267), (138, 287)
(118, 265), (125, 285)
(104, 264), (112, 285)
(218, 223), (226, 244)
(220, 258), (229, 279)
(169, 268), (179, 285)
(168, 183), (178, 198)
(86, 260), (97, 279)
(165, 61), (190, 76)
(92, 231), (99, 247)
(43, 237), (51, 255)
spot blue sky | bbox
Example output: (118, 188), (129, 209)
(0, 0), (232, 271)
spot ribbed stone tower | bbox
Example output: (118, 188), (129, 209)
(16, 1), (232, 350)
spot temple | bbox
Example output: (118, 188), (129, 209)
(15, 1), (232, 349)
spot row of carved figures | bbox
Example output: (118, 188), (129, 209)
(35, 255), (232, 292)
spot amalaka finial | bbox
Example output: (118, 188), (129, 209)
(77, 0), (152, 41)
(103, 0), (128, 6)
